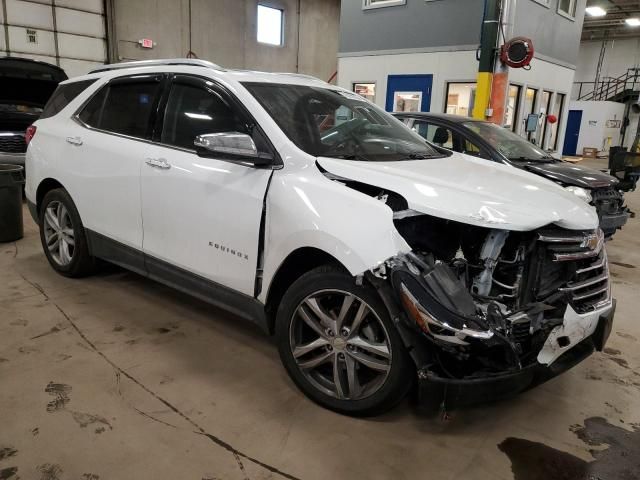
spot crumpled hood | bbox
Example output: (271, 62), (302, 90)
(524, 161), (618, 189)
(318, 153), (599, 232)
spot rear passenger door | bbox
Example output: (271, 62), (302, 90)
(140, 75), (273, 296)
(71, 74), (164, 263)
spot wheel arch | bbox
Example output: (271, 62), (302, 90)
(264, 247), (346, 334)
(36, 178), (66, 216)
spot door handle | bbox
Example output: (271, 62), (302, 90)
(66, 136), (83, 146)
(145, 157), (171, 170)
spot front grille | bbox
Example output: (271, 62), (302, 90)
(537, 229), (610, 313)
(0, 133), (27, 153)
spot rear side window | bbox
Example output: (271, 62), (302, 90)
(78, 77), (162, 139)
(40, 79), (97, 119)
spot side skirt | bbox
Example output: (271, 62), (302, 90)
(86, 229), (270, 334)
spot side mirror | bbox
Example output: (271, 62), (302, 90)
(194, 132), (272, 166)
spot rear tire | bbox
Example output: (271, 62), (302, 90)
(39, 188), (96, 277)
(275, 265), (413, 416)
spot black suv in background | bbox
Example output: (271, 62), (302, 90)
(0, 57), (67, 169)
(395, 112), (630, 239)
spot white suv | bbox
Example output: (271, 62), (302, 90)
(26, 59), (615, 416)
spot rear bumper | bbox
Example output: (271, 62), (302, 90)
(0, 152), (25, 166)
(417, 300), (616, 410)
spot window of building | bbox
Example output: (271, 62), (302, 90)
(353, 83), (376, 102)
(539, 90), (552, 148)
(549, 93), (566, 151)
(558, 0), (577, 18)
(257, 5), (283, 46)
(362, 0), (406, 10)
(445, 82), (476, 117)
(393, 91), (422, 112)
(531, 0), (550, 7)
(523, 87), (538, 140)
(79, 79), (162, 139)
(161, 82), (247, 150)
(504, 84), (521, 132)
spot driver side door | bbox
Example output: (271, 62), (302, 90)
(140, 75), (274, 297)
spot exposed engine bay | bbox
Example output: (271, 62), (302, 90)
(371, 196), (611, 383)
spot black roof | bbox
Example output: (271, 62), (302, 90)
(392, 112), (483, 124)
(0, 56), (67, 82)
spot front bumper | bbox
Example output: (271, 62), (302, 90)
(417, 300), (615, 410)
(0, 151), (25, 166)
(599, 210), (630, 235)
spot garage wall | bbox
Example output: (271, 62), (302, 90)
(338, 52), (575, 153)
(111, 0), (340, 81)
(568, 101), (626, 153)
(574, 39), (640, 85)
(0, 0), (107, 78)
(338, 0), (483, 54)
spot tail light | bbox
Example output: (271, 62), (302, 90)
(25, 125), (37, 145)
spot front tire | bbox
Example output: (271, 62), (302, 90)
(275, 266), (413, 416)
(39, 188), (95, 277)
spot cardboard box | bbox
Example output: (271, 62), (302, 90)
(583, 147), (598, 158)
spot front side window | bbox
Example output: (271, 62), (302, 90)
(463, 121), (553, 162)
(412, 121), (453, 149)
(161, 82), (248, 150)
(245, 83), (443, 161)
(78, 78), (162, 139)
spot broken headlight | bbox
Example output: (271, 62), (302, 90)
(565, 186), (593, 204)
(392, 265), (494, 345)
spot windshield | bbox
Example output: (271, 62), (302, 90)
(462, 120), (554, 162)
(244, 83), (444, 161)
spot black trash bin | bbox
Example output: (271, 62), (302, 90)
(0, 164), (25, 243)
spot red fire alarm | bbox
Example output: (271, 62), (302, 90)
(500, 37), (534, 68)
(547, 114), (558, 124)
(139, 38), (154, 49)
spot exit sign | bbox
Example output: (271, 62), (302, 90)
(139, 38), (154, 49)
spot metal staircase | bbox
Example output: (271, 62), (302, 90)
(575, 67), (640, 102)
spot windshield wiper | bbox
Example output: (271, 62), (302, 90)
(509, 156), (556, 162)
(406, 152), (433, 160)
(322, 153), (360, 160)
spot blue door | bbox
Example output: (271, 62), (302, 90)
(563, 110), (582, 156)
(385, 74), (432, 112)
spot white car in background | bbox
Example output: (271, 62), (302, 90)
(25, 59), (615, 416)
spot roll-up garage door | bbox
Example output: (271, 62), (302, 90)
(0, 0), (107, 78)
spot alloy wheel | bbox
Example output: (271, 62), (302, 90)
(43, 201), (75, 266)
(289, 289), (392, 401)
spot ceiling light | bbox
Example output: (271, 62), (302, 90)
(626, 18), (640, 26)
(586, 6), (606, 16)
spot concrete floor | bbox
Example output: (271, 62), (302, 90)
(1, 159), (639, 480)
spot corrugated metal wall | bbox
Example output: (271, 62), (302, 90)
(0, 0), (107, 78)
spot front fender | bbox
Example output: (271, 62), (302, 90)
(259, 163), (409, 303)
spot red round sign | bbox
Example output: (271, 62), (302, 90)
(547, 114), (558, 124)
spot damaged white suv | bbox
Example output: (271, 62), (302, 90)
(26, 59), (615, 416)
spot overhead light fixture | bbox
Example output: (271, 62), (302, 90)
(586, 6), (607, 16)
(626, 18), (640, 26)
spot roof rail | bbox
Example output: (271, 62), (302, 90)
(89, 58), (223, 74)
